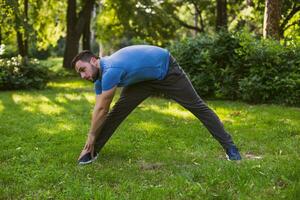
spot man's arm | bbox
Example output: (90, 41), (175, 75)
(79, 86), (117, 159)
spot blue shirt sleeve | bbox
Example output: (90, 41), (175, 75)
(94, 79), (102, 95)
(102, 68), (124, 91)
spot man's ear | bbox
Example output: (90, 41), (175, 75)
(90, 57), (98, 65)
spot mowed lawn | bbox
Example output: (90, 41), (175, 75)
(0, 77), (300, 199)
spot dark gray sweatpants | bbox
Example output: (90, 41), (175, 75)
(94, 56), (235, 153)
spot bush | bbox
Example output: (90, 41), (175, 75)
(0, 56), (50, 90)
(170, 34), (217, 97)
(170, 31), (243, 98)
(169, 31), (300, 106)
(238, 37), (300, 105)
(206, 31), (242, 99)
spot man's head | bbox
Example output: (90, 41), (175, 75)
(71, 50), (100, 82)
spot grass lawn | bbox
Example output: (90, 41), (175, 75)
(0, 77), (300, 199)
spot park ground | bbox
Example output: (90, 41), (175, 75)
(0, 68), (300, 199)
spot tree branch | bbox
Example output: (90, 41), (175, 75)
(280, 3), (300, 32)
(191, 2), (205, 32)
(283, 20), (300, 31)
(173, 15), (202, 32)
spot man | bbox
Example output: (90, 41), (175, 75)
(72, 45), (242, 165)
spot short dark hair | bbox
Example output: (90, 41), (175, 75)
(71, 50), (99, 69)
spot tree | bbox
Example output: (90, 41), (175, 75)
(216, 0), (228, 31)
(263, 0), (281, 39)
(31, 0), (67, 51)
(16, 0), (29, 57)
(4, 0), (30, 57)
(1, 0), (66, 57)
(96, 0), (178, 50)
(171, 0), (206, 35)
(63, 0), (95, 69)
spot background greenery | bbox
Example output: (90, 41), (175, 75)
(1, 0), (299, 105)
(169, 31), (300, 105)
(0, 56), (49, 90)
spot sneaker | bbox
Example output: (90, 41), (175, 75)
(226, 146), (242, 161)
(78, 152), (98, 165)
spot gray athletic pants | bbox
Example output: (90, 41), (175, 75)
(94, 56), (235, 153)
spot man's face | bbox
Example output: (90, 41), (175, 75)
(75, 59), (99, 82)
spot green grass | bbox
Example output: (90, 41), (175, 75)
(0, 77), (300, 199)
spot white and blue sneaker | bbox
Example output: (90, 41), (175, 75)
(226, 146), (242, 161)
(78, 152), (98, 165)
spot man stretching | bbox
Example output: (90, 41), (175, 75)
(71, 45), (242, 165)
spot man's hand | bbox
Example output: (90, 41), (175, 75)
(78, 134), (96, 160)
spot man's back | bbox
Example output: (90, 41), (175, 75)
(95, 45), (170, 94)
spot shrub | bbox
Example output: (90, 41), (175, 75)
(0, 56), (50, 90)
(169, 31), (300, 106)
(238, 38), (300, 105)
(207, 31), (242, 99)
(170, 34), (217, 97)
(170, 31), (242, 98)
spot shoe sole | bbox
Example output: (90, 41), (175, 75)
(226, 154), (242, 161)
(78, 154), (99, 165)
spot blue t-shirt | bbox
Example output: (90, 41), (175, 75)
(94, 45), (170, 95)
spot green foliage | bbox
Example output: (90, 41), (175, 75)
(169, 34), (216, 97)
(1, 0), (66, 57)
(30, 0), (66, 50)
(169, 31), (300, 105)
(170, 31), (242, 98)
(0, 56), (50, 90)
(208, 31), (243, 98)
(238, 37), (300, 105)
(96, 0), (178, 50)
(39, 57), (76, 78)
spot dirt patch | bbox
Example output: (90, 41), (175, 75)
(230, 111), (242, 117)
(244, 152), (263, 160)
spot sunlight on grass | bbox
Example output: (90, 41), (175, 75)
(47, 80), (92, 90)
(143, 102), (240, 125)
(0, 100), (3, 112)
(36, 122), (75, 135)
(145, 103), (195, 120)
(83, 93), (95, 104)
(55, 93), (88, 102)
(213, 107), (232, 118)
(12, 94), (65, 114)
(134, 121), (163, 134)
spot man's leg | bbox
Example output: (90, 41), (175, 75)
(153, 58), (235, 149)
(94, 83), (153, 153)
(165, 76), (234, 149)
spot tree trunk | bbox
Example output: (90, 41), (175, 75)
(63, 0), (78, 68)
(17, 31), (26, 57)
(194, 4), (199, 36)
(24, 0), (28, 57)
(63, 0), (95, 69)
(263, 0), (281, 40)
(82, 8), (92, 50)
(16, 0), (29, 57)
(216, 0), (227, 31)
(0, 27), (2, 45)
